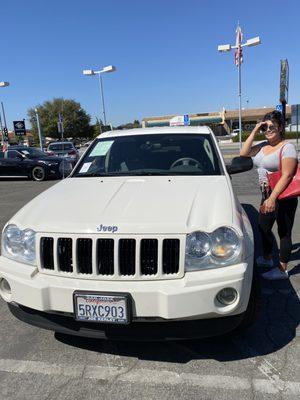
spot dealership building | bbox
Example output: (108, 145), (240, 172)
(142, 105), (292, 135)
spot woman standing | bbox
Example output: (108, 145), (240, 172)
(240, 110), (298, 280)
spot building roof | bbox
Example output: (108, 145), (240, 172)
(225, 105), (291, 120)
(142, 106), (292, 126)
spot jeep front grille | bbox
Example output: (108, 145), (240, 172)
(57, 238), (73, 272)
(119, 239), (136, 276)
(97, 239), (114, 275)
(38, 234), (184, 280)
(77, 238), (92, 274)
(40, 237), (54, 270)
(140, 239), (158, 275)
(163, 239), (180, 274)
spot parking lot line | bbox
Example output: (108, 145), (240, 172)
(0, 358), (299, 395)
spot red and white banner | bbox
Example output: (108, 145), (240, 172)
(235, 25), (243, 66)
(2, 141), (8, 152)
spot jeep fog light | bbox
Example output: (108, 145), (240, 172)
(216, 288), (238, 306)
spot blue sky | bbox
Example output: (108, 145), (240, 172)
(1, 0), (300, 129)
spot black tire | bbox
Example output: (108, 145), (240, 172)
(31, 166), (46, 181)
(238, 265), (261, 330)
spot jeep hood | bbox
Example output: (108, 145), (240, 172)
(11, 176), (234, 234)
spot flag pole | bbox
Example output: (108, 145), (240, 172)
(218, 24), (261, 150)
(238, 55), (242, 150)
(0, 110), (4, 148)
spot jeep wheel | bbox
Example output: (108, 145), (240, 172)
(32, 166), (46, 181)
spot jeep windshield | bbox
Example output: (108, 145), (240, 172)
(72, 134), (223, 177)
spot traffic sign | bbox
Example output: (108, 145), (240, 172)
(184, 114), (190, 126)
(170, 115), (190, 126)
(57, 113), (64, 135)
(57, 122), (63, 134)
(13, 120), (26, 136)
(291, 104), (300, 126)
(279, 59), (289, 103)
(276, 104), (283, 113)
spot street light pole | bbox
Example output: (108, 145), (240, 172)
(98, 73), (107, 125)
(35, 108), (43, 151)
(238, 59), (242, 148)
(83, 65), (116, 128)
(218, 27), (261, 150)
(1, 101), (9, 147)
(0, 81), (9, 149)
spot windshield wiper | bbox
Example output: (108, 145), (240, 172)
(74, 171), (172, 177)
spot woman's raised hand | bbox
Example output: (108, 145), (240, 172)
(253, 121), (266, 134)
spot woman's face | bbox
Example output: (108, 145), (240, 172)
(263, 119), (281, 142)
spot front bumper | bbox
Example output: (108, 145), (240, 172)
(0, 255), (253, 322)
(8, 302), (245, 340)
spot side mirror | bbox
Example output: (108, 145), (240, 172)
(226, 156), (253, 175)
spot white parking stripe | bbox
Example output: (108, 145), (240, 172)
(0, 358), (299, 395)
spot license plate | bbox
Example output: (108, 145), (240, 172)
(73, 292), (130, 324)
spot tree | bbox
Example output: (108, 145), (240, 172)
(92, 118), (104, 138)
(115, 119), (141, 130)
(28, 98), (93, 140)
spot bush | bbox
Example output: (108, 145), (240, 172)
(232, 131), (300, 142)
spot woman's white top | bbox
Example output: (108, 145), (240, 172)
(252, 141), (297, 186)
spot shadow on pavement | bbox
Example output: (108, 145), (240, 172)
(0, 178), (28, 182)
(55, 203), (300, 363)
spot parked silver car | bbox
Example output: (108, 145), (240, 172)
(47, 141), (79, 164)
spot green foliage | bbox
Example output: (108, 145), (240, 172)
(28, 98), (93, 139)
(92, 118), (104, 138)
(116, 120), (141, 130)
(232, 131), (300, 142)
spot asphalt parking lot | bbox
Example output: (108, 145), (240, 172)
(0, 168), (299, 399)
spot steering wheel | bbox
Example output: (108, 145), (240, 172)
(170, 157), (201, 169)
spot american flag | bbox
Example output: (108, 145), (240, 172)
(2, 141), (8, 152)
(235, 25), (243, 66)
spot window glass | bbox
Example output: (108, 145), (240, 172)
(49, 143), (73, 151)
(7, 151), (21, 159)
(73, 134), (223, 177)
(18, 148), (45, 158)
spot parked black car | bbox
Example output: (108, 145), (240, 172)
(0, 147), (73, 181)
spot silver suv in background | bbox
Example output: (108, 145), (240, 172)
(47, 141), (79, 164)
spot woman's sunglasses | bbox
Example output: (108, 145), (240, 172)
(261, 123), (277, 132)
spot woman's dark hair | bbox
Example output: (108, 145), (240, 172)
(262, 110), (285, 137)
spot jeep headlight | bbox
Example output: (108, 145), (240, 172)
(1, 224), (36, 265)
(185, 227), (242, 271)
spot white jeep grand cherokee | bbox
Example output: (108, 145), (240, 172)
(0, 126), (258, 340)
